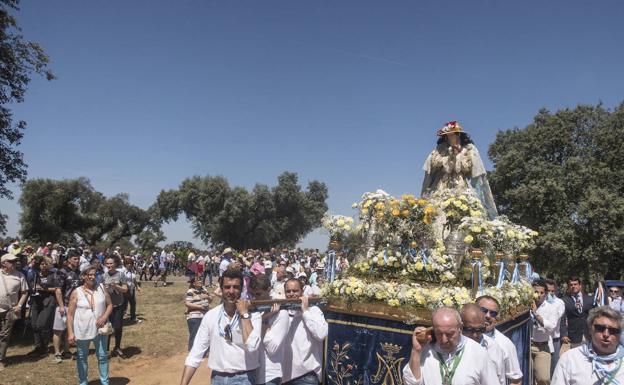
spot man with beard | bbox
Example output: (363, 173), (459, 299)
(476, 295), (523, 385)
(403, 307), (499, 385)
(180, 268), (261, 385)
(552, 306), (623, 384)
(282, 278), (328, 385)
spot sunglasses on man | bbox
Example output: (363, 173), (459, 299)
(593, 324), (621, 335)
(480, 307), (499, 318)
(463, 326), (486, 334)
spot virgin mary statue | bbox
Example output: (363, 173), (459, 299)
(421, 121), (498, 219)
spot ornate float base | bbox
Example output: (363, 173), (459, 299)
(323, 301), (531, 385)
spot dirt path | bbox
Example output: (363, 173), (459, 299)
(109, 351), (211, 385)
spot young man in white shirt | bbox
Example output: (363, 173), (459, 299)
(476, 295), (523, 385)
(552, 306), (624, 385)
(545, 279), (566, 376)
(282, 278), (328, 385)
(403, 307), (500, 385)
(180, 267), (261, 385)
(248, 274), (289, 385)
(531, 279), (559, 385)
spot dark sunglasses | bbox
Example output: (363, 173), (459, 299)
(480, 307), (499, 318)
(593, 324), (621, 335)
(463, 326), (486, 334)
(609, 290), (620, 293)
(224, 324), (232, 342)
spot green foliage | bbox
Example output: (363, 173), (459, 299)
(18, 177), (160, 249)
(488, 103), (624, 280)
(152, 172), (328, 250)
(0, 0), (53, 234)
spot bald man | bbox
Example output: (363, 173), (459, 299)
(403, 307), (500, 385)
(461, 304), (506, 385)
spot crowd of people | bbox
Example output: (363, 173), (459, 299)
(0, 240), (155, 378)
(2, 239), (624, 385)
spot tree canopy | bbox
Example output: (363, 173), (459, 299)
(152, 171), (328, 250)
(488, 102), (624, 280)
(0, 0), (53, 234)
(19, 177), (162, 248)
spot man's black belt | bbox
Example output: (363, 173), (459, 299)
(212, 369), (254, 377)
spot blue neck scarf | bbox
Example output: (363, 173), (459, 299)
(580, 342), (624, 385)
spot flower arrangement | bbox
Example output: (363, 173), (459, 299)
(460, 215), (538, 256)
(323, 276), (533, 317)
(322, 214), (355, 241)
(429, 188), (485, 229)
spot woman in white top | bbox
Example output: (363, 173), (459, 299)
(67, 266), (113, 385)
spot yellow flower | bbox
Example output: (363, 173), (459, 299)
(393, 262), (401, 268)
(388, 299), (400, 307)
(363, 200), (373, 208)
(424, 206), (435, 215)
(391, 208), (401, 217)
(374, 202), (385, 210)
(333, 288), (340, 295)
(354, 287), (363, 296)
(375, 212), (384, 219)
(463, 235), (474, 244)
(453, 200), (462, 208)
(346, 287), (352, 295)
(423, 215), (431, 225)
(415, 262), (424, 271)
(361, 208), (369, 215)
(352, 202), (358, 208)
(336, 219), (345, 227)
(470, 226), (482, 233)
(410, 241), (418, 248)
(401, 210), (410, 217)
(442, 297), (453, 307)
(417, 199), (427, 206)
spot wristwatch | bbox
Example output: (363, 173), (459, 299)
(241, 312), (251, 320)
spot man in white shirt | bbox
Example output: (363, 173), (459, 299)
(180, 267), (261, 385)
(248, 274), (289, 385)
(282, 278), (328, 385)
(403, 307), (500, 385)
(608, 286), (624, 315)
(531, 279), (559, 385)
(545, 279), (566, 376)
(461, 304), (506, 385)
(552, 306), (624, 385)
(0, 253), (29, 371)
(476, 295), (523, 385)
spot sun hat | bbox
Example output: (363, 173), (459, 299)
(436, 121), (464, 136)
(223, 247), (233, 255)
(1, 253), (19, 263)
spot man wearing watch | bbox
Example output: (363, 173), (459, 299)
(180, 267), (262, 385)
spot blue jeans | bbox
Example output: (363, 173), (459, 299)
(76, 335), (109, 385)
(187, 318), (202, 351)
(211, 371), (256, 385)
(283, 372), (319, 385)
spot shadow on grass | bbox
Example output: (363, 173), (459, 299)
(89, 377), (130, 385)
(121, 346), (142, 358)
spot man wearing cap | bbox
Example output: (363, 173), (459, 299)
(0, 253), (29, 370)
(219, 248), (234, 277)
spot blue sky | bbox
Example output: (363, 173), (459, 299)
(1, 0), (623, 249)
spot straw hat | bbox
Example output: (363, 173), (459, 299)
(436, 121), (464, 136)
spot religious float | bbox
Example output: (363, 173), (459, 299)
(320, 122), (536, 385)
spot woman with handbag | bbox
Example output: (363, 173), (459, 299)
(66, 266), (113, 385)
